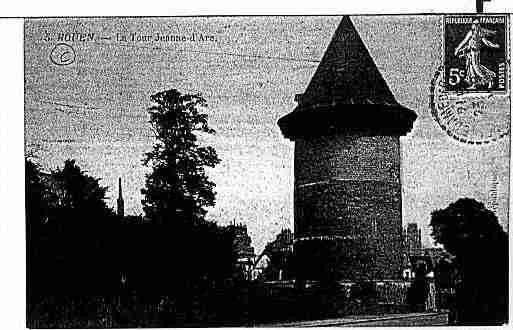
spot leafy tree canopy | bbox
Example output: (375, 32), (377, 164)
(51, 159), (111, 215)
(430, 198), (506, 259)
(142, 89), (220, 225)
(26, 158), (113, 225)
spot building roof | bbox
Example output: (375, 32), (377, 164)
(278, 16), (417, 140)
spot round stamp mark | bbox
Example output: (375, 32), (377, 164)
(49, 43), (76, 66)
(430, 65), (510, 145)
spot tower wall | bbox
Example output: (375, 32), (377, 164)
(294, 135), (403, 281)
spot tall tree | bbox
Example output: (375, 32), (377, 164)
(430, 198), (507, 325)
(142, 89), (220, 225)
(138, 89), (234, 299)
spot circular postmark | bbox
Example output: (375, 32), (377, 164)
(49, 43), (76, 66)
(430, 65), (509, 144)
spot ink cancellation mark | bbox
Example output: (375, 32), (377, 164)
(444, 15), (508, 93)
(49, 43), (76, 66)
(430, 65), (509, 145)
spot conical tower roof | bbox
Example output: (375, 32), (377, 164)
(278, 16), (416, 140)
(301, 16), (397, 107)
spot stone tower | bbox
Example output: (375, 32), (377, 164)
(117, 177), (124, 218)
(278, 16), (416, 282)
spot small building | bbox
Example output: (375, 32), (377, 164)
(226, 222), (255, 280)
(404, 223), (422, 257)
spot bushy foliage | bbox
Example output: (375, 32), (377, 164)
(26, 158), (118, 300)
(430, 198), (507, 325)
(430, 198), (505, 257)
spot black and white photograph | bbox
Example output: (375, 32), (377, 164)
(14, 4), (512, 328)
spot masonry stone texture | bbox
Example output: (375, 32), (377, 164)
(294, 135), (403, 280)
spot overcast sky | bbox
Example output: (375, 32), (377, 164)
(25, 16), (510, 253)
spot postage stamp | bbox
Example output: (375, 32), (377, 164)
(444, 15), (508, 93)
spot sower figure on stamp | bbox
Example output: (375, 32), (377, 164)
(454, 19), (500, 89)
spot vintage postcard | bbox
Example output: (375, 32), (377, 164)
(24, 15), (510, 327)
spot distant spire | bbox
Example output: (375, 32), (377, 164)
(117, 177), (124, 218)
